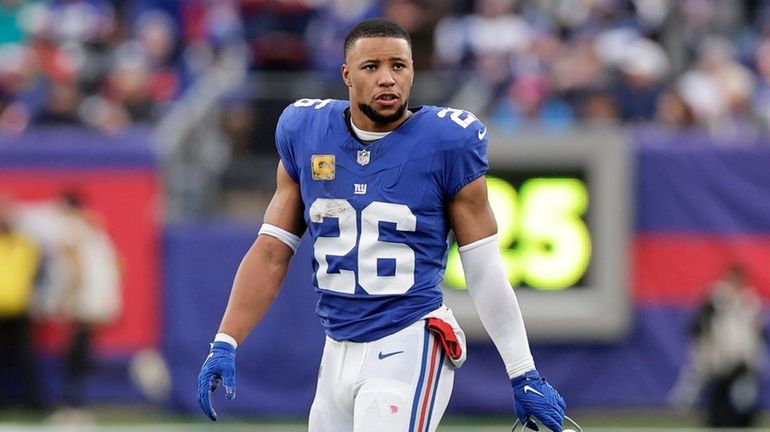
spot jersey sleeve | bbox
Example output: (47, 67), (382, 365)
(443, 121), (489, 198)
(275, 104), (301, 183)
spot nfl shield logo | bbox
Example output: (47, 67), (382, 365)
(357, 149), (371, 166)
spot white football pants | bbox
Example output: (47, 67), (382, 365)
(308, 319), (455, 432)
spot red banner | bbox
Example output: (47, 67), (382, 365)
(633, 233), (770, 306)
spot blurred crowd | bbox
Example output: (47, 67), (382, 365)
(0, 0), (244, 133)
(3, 0), (770, 138)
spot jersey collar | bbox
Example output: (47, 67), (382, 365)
(333, 104), (425, 149)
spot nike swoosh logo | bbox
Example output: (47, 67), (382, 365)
(523, 385), (545, 397)
(378, 350), (404, 360)
(477, 128), (487, 140)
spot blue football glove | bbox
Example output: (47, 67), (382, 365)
(197, 341), (237, 421)
(511, 370), (566, 431)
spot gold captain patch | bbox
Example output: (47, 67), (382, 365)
(311, 155), (335, 180)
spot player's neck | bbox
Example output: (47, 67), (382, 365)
(346, 109), (413, 143)
(350, 120), (391, 142)
(349, 109), (412, 134)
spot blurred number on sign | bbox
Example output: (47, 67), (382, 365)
(444, 176), (591, 290)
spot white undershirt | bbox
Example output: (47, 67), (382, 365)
(350, 121), (391, 141)
(349, 110), (412, 142)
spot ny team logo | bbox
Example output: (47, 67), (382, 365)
(357, 149), (371, 166)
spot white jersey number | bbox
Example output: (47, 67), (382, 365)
(294, 98), (333, 109)
(437, 107), (478, 128)
(309, 199), (416, 295)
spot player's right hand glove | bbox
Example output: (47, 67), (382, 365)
(511, 370), (566, 431)
(197, 341), (237, 421)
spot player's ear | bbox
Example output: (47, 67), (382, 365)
(341, 64), (352, 87)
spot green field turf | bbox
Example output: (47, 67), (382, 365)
(2, 406), (770, 431)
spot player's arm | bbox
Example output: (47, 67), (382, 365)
(448, 176), (566, 431)
(197, 161), (305, 421)
(447, 176), (534, 376)
(218, 160), (306, 344)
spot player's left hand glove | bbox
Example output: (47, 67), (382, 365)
(511, 370), (566, 431)
(197, 341), (237, 421)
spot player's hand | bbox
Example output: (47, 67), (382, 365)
(510, 370), (566, 431)
(197, 341), (237, 421)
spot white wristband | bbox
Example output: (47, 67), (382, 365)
(459, 234), (535, 378)
(214, 332), (238, 349)
(259, 223), (301, 254)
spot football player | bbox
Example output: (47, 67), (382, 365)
(198, 17), (566, 432)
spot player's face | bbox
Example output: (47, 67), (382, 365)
(342, 37), (414, 132)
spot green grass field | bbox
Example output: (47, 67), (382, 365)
(2, 406), (770, 431)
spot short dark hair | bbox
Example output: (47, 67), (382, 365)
(343, 18), (411, 60)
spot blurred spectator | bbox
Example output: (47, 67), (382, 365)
(0, 193), (43, 410)
(47, 190), (122, 408)
(751, 37), (770, 131)
(0, 94), (29, 133)
(654, 87), (697, 130)
(101, 42), (157, 123)
(678, 0), (748, 57)
(550, 33), (610, 111)
(175, 0), (248, 89)
(241, 0), (317, 71)
(33, 80), (84, 126)
(578, 87), (621, 125)
(489, 72), (575, 132)
(612, 37), (669, 122)
(0, 43), (36, 132)
(304, 0), (381, 75)
(670, 263), (767, 428)
(133, 10), (183, 102)
(678, 36), (758, 135)
(219, 95), (256, 158)
(383, 0), (446, 71)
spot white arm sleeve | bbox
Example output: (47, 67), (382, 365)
(258, 223), (301, 254)
(459, 234), (535, 378)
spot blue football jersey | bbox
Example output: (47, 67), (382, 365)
(276, 98), (488, 342)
